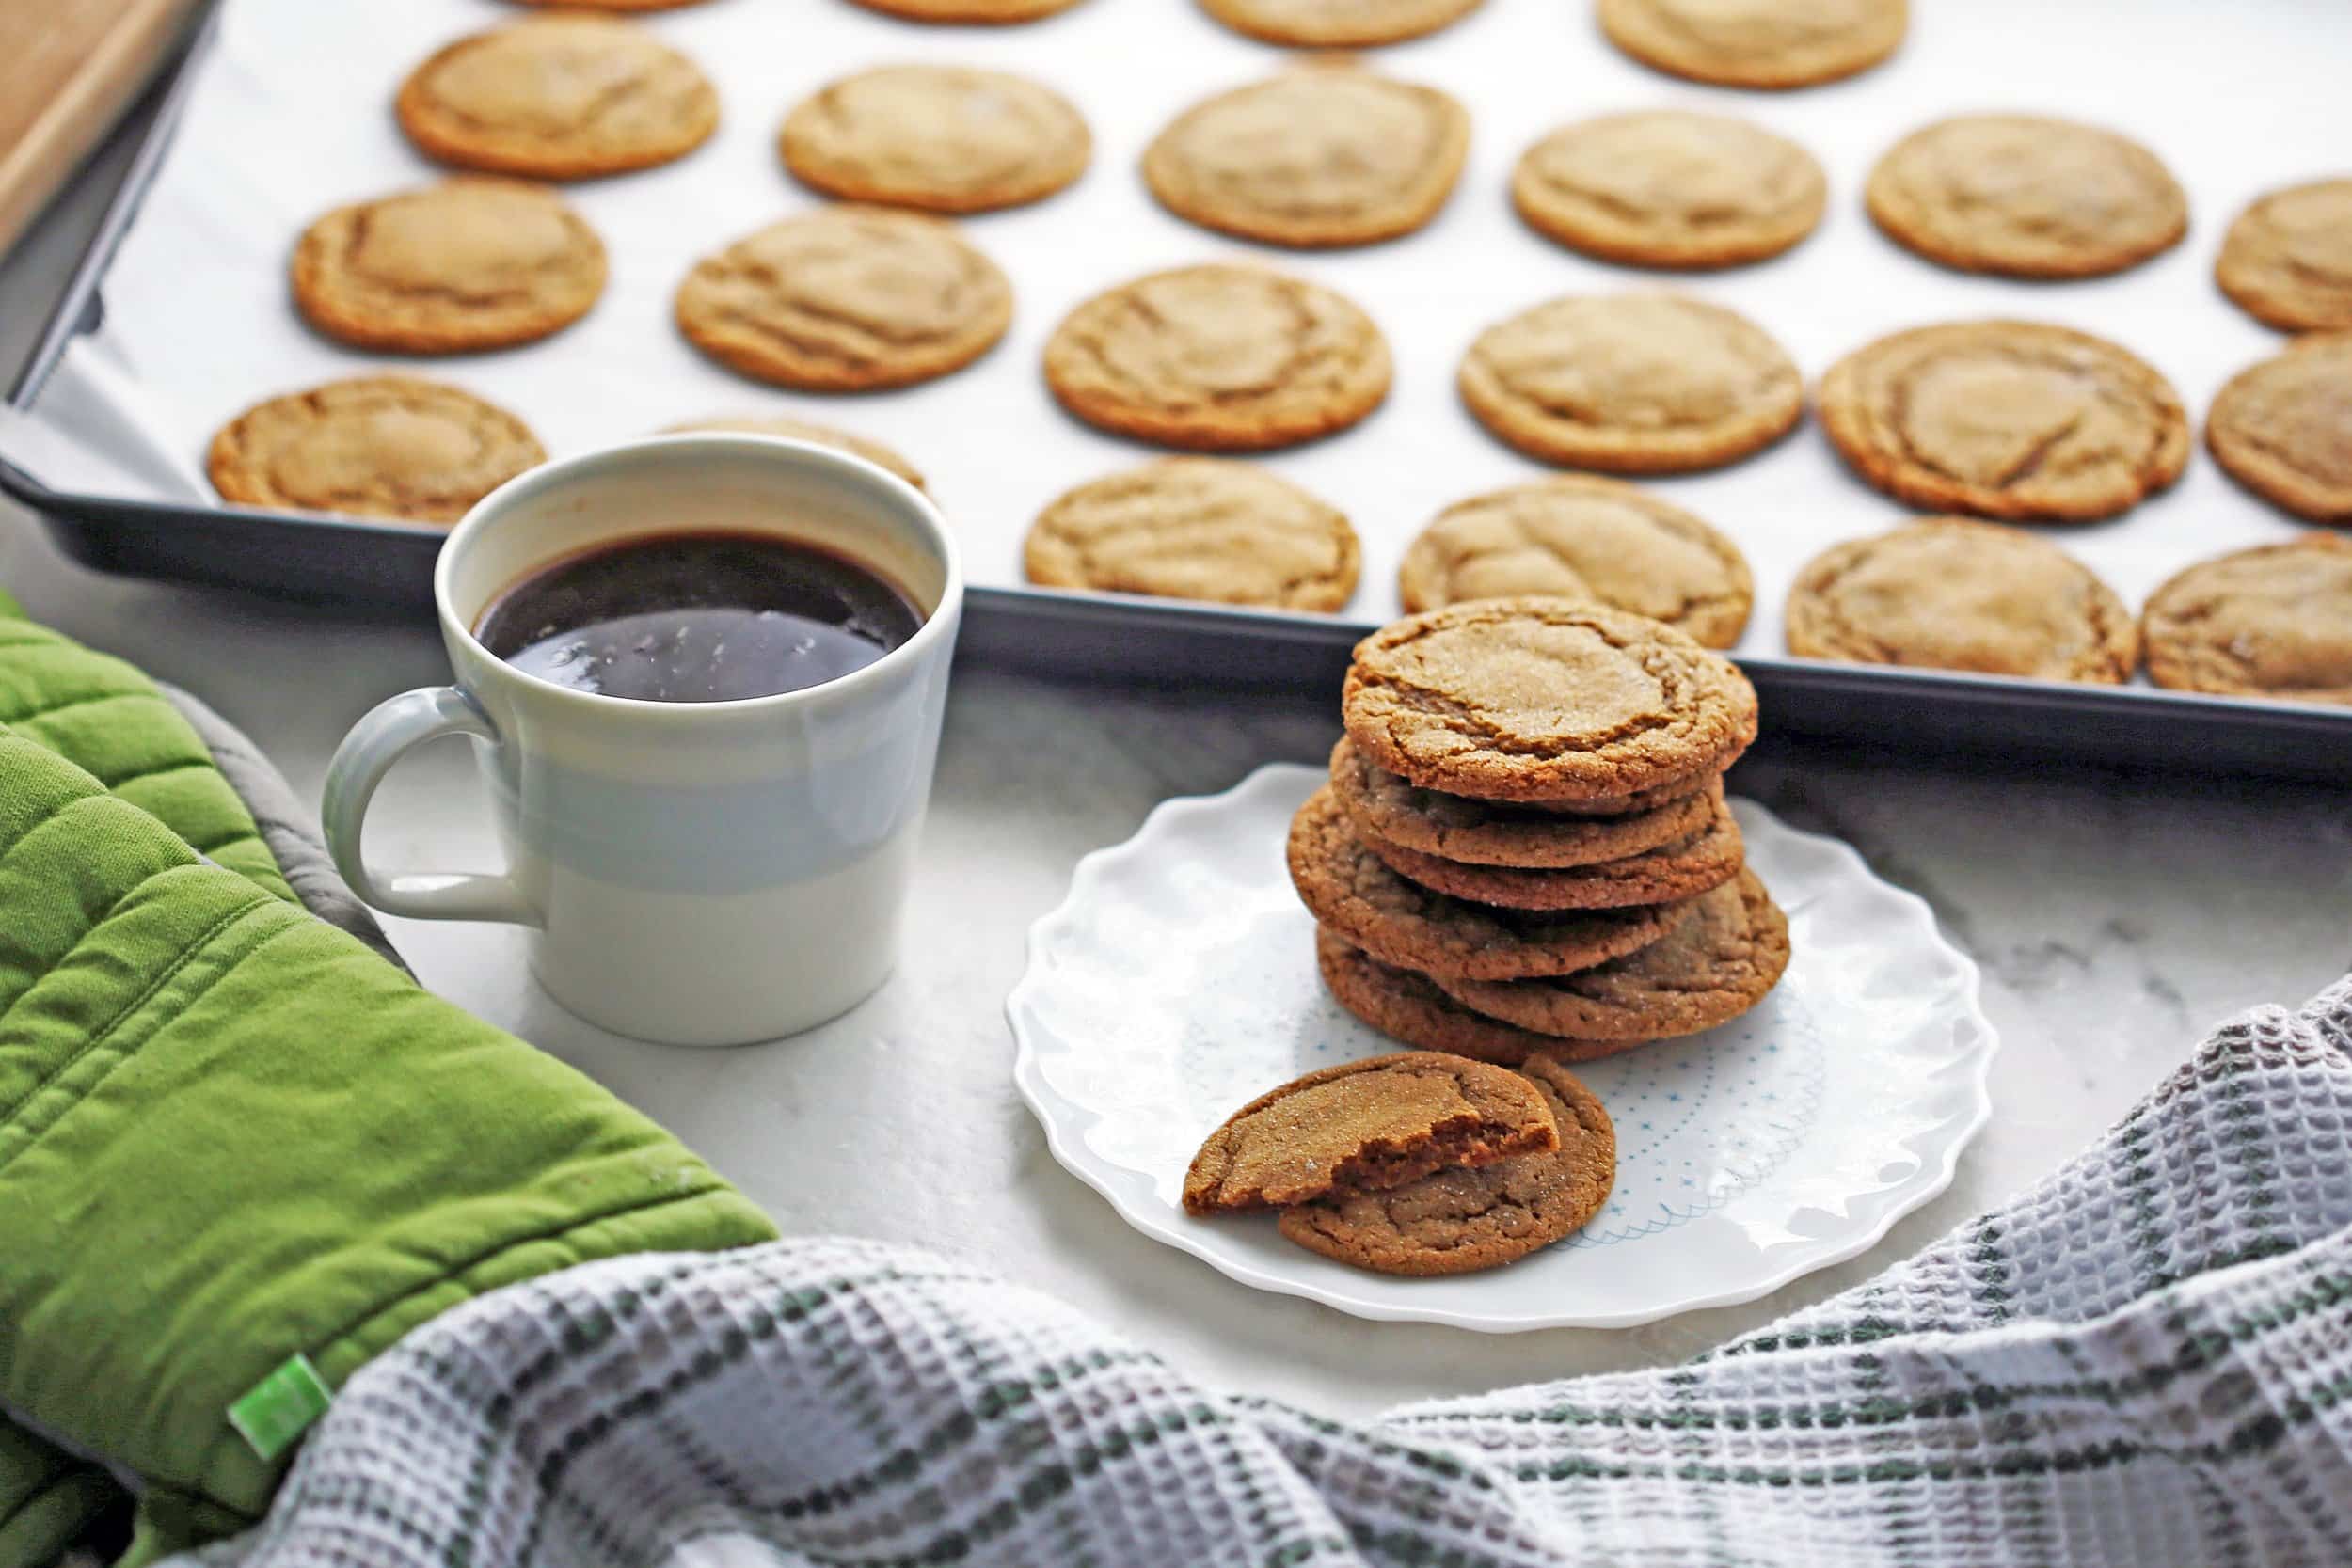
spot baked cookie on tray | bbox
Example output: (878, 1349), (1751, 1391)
(662, 416), (926, 491)
(1818, 320), (2188, 523)
(781, 66), (1089, 214)
(1278, 1052), (1615, 1276)
(1288, 785), (1692, 979)
(676, 206), (1011, 391)
(2217, 178), (2352, 334)
(1143, 66), (1470, 248)
(1865, 115), (2186, 279)
(1200, 0), (1484, 46)
(1328, 738), (1722, 869)
(1786, 518), (2137, 684)
(1024, 459), (1359, 611)
(847, 0), (1089, 24)
(398, 16), (718, 181)
(1043, 264), (1391, 451)
(1458, 293), (1802, 473)
(1182, 1052), (1558, 1212)
(1341, 598), (1758, 805)
(1596, 0), (1907, 89)
(1397, 475), (1751, 647)
(1512, 110), (1825, 270)
(1435, 870), (1789, 1044)
(292, 180), (607, 355)
(2205, 334), (2352, 523)
(2140, 536), (2352, 706)
(1358, 799), (1742, 912)
(208, 377), (544, 525)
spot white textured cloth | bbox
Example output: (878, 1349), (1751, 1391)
(180, 979), (2352, 1568)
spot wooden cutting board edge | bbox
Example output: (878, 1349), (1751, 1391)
(0, 0), (205, 261)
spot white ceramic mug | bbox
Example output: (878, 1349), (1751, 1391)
(322, 434), (962, 1046)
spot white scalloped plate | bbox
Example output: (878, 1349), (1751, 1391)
(1009, 764), (1995, 1331)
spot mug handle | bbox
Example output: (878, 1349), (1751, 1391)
(321, 687), (540, 926)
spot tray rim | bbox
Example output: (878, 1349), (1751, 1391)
(6, 0), (2351, 768)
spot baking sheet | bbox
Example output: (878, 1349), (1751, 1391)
(6, 0), (2348, 670)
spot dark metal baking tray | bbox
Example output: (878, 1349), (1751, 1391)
(6, 1), (2348, 782)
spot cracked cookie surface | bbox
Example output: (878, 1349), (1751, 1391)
(1025, 458), (1359, 610)
(1786, 518), (2136, 683)
(1459, 292), (1800, 472)
(1866, 115), (2185, 279)
(1279, 1051), (1614, 1275)
(1398, 475), (1751, 647)
(1437, 870), (1788, 1042)
(208, 377), (544, 524)
(1183, 1052), (1557, 1213)
(1359, 797), (1743, 911)
(675, 206), (1011, 390)
(1144, 68), (1469, 248)
(1342, 598), (1757, 804)
(292, 180), (607, 355)
(2206, 334), (2352, 523)
(2217, 178), (2352, 333)
(1597, 0), (1906, 88)
(1513, 110), (1824, 270)
(1200, 0), (1483, 45)
(1044, 263), (1391, 450)
(1819, 320), (2187, 523)
(1328, 738), (1721, 868)
(1289, 785), (1691, 978)
(2140, 536), (2352, 705)
(397, 16), (718, 180)
(662, 415), (926, 491)
(781, 66), (1089, 214)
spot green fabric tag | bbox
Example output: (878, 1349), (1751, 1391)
(226, 1356), (330, 1463)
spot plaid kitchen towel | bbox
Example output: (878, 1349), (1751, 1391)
(176, 977), (2352, 1568)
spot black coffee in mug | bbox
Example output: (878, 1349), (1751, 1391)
(475, 532), (923, 703)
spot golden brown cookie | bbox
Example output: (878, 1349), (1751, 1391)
(1288, 785), (1692, 979)
(846, 0), (1087, 23)
(1142, 67), (1470, 248)
(1043, 264), (1391, 451)
(1343, 598), (1758, 804)
(1437, 870), (1788, 1043)
(1458, 293), (1801, 473)
(1786, 519), (2137, 684)
(207, 377), (545, 525)
(2140, 536), (2352, 706)
(507, 0), (708, 9)
(1512, 110), (1824, 270)
(1024, 459), (1359, 611)
(1329, 738), (1722, 869)
(1200, 0), (1484, 46)
(2217, 178), (2352, 334)
(1596, 0), (1906, 88)
(1317, 928), (1634, 1064)
(291, 180), (606, 356)
(1819, 321), (2189, 523)
(397, 17), (718, 181)
(1397, 476), (1752, 647)
(1278, 1052), (1615, 1275)
(1359, 797), (1743, 911)
(1182, 1052), (1558, 1213)
(675, 206), (1011, 391)
(1865, 115), (2186, 280)
(780, 66), (1089, 214)
(662, 416), (926, 491)
(2205, 335), (2352, 523)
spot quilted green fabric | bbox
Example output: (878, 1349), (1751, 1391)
(0, 597), (777, 1564)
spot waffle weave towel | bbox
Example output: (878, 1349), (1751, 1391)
(182, 977), (2352, 1567)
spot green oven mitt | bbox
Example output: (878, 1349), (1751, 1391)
(0, 598), (777, 1564)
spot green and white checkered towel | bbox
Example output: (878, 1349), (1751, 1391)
(180, 978), (2352, 1568)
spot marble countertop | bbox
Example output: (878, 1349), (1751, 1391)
(5, 133), (2348, 1423)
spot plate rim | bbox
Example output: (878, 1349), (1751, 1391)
(1008, 761), (1998, 1332)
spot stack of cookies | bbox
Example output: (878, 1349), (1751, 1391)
(1291, 598), (1789, 1065)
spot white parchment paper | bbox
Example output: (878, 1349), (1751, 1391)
(8, 0), (2349, 659)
